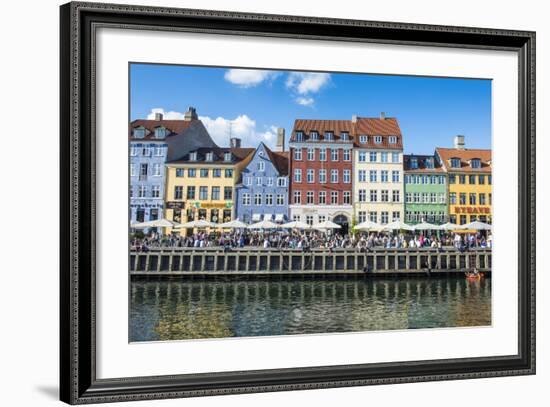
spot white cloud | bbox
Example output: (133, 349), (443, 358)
(295, 96), (315, 107)
(224, 69), (278, 88)
(286, 72), (331, 95)
(146, 108), (186, 120)
(199, 114), (278, 149)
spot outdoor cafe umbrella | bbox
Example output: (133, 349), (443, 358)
(354, 220), (381, 231)
(176, 219), (215, 229)
(460, 220), (492, 231)
(381, 220), (414, 231)
(439, 222), (462, 231)
(247, 219), (279, 229)
(280, 220), (311, 229)
(312, 220), (341, 230)
(413, 221), (441, 231)
(133, 218), (183, 228)
(217, 219), (248, 229)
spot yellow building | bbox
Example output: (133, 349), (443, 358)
(165, 143), (254, 235)
(436, 136), (492, 225)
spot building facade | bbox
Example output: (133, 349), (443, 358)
(353, 115), (404, 226)
(164, 141), (255, 235)
(129, 107), (217, 225)
(235, 140), (289, 224)
(436, 136), (492, 225)
(403, 154), (447, 224)
(288, 120), (354, 233)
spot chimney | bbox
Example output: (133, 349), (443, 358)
(276, 128), (285, 152)
(454, 135), (465, 149)
(351, 114), (358, 123)
(230, 137), (241, 148)
(380, 111), (385, 120)
(184, 106), (198, 121)
(154, 112), (163, 121)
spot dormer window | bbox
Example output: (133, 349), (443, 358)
(325, 132), (334, 141)
(470, 158), (481, 169)
(295, 131), (303, 141)
(154, 127), (166, 139)
(190, 152), (198, 161)
(450, 158), (461, 168)
(410, 157), (418, 169)
(310, 131), (319, 141)
(341, 132), (349, 141)
(425, 158), (434, 169)
(133, 127), (145, 138)
(374, 136), (382, 144)
(206, 152), (214, 162)
(389, 136), (397, 144)
(359, 135), (368, 144)
(224, 152), (232, 162)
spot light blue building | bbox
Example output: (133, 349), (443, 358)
(235, 139), (289, 224)
(129, 107), (216, 225)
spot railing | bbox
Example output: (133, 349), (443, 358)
(129, 248), (492, 276)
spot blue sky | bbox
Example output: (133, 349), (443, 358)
(130, 63), (492, 153)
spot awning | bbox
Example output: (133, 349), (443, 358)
(263, 214), (273, 221)
(275, 214), (284, 222)
(252, 213), (261, 221)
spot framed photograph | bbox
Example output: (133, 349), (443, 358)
(60, 1), (535, 404)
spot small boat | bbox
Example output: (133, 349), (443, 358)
(465, 269), (483, 280)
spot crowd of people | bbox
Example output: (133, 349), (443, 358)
(130, 229), (492, 252)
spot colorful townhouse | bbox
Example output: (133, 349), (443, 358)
(288, 119), (354, 233)
(164, 138), (255, 235)
(129, 107), (217, 225)
(403, 154), (447, 224)
(353, 114), (404, 226)
(235, 133), (290, 224)
(435, 136), (492, 225)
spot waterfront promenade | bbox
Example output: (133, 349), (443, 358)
(130, 247), (491, 277)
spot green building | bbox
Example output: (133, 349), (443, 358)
(403, 154), (448, 225)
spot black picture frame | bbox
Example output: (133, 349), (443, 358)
(60, 1), (536, 404)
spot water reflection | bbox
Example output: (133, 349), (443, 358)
(129, 277), (491, 342)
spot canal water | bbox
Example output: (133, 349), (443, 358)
(129, 277), (491, 342)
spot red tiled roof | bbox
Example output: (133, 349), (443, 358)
(436, 148), (492, 173)
(129, 119), (195, 140)
(264, 146), (289, 176)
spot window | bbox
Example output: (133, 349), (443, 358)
(318, 191), (326, 204)
(254, 194), (262, 205)
(389, 136), (397, 144)
(392, 190), (400, 202)
(358, 170), (367, 182)
(212, 168), (222, 178)
(330, 169), (338, 183)
(370, 190), (378, 202)
(331, 191), (338, 204)
(265, 194), (273, 206)
(343, 191), (351, 204)
(358, 151), (367, 162)
(430, 175), (437, 184)
(478, 175), (485, 184)
(469, 175), (476, 184)
(258, 161), (265, 171)
(410, 157), (418, 169)
(381, 170), (388, 183)
(187, 186), (195, 200)
(325, 132), (334, 141)
(471, 158), (481, 168)
(211, 186), (220, 200)
(448, 174), (455, 184)
(175, 168), (184, 177)
(343, 170), (351, 183)
(381, 152), (388, 163)
(460, 215), (467, 225)
(413, 192), (420, 203)
(295, 131), (303, 141)
(224, 152), (232, 162)
(451, 158), (461, 168)
(369, 212), (378, 223)
(139, 163), (148, 179)
(439, 175), (446, 184)
(130, 164), (137, 177)
(206, 152), (214, 161)
(422, 175), (428, 184)
(343, 150), (351, 161)
(256, 177), (263, 186)
(245, 176), (252, 186)
(392, 152), (399, 163)
(405, 193), (412, 203)
(199, 186), (208, 200)
(277, 177), (286, 187)
(224, 187), (232, 200)
(136, 186), (147, 199)
(188, 168), (196, 177)
(130, 146), (138, 156)
(381, 211), (389, 224)
(133, 128), (145, 138)
(425, 158), (434, 168)
(319, 148), (327, 161)
(358, 189), (367, 202)
(267, 177), (274, 187)
(307, 148), (315, 161)
(358, 211), (366, 223)
(449, 192), (456, 204)
(359, 135), (368, 144)
(154, 127), (166, 139)
(142, 147), (152, 157)
(306, 191), (314, 204)
(154, 146), (163, 156)
(488, 175), (492, 185)
(459, 193), (466, 205)
(306, 215), (314, 225)
(459, 175), (466, 184)
(319, 169), (326, 183)
(293, 191), (301, 204)
(276, 194), (284, 205)
(369, 170), (377, 182)
(489, 193), (492, 204)
(381, 190), (389, 202)
(310, 131), (319, 141)
(469, 193), (477, 205)
(439, 193), (446, 204)
(294, 148), (302, 160)
(294, 169), (302, 183)
(392, 170), (399, 183)
(151, 185), (161, 198)
(392, 211), (401, 221)
(423, 193), (430, 203)
(369, 152), (377, 162)
(189, 152), (197, 161)
(331, 149), (339, 161)
(341, 132), (350, 141)
(430, 193), (437, 203)
(242, 193), (251, 205)
(307, 169), (315, 183)
(479, 193), (486, 205)
(374, 136), (382, 144)
(200, 168), (209, 178)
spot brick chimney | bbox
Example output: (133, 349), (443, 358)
(184, 106), (198, 121)
(351, 114), (358, 123)
(154, 112), (163, 121)
(230, 137), (242, 148)
(276, 128), (285, 152)
(454, 135), (465, 149)
(380, 111), (385, 120)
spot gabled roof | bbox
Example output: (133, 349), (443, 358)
(436, 148), (492, 173)
(129, 119), (196, 140)
(262, 144), (289, 176)
(168, 147), (255, 164)
(403, 154), (444, 173)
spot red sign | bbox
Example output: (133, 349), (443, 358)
(454, 206), (490, 214)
